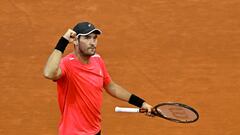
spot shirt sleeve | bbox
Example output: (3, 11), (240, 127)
(59, 59), (66, 77)
(57, 57), (68, 82)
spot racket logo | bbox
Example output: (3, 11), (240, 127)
(169, 107), (188, 119)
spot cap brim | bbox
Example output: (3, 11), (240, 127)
(77, 29), (102, 36)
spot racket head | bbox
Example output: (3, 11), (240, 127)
(153, 102), (199, 123)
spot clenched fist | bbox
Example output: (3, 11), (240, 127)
(63, 29), (77, 43)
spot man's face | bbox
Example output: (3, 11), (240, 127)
(77, 33), (98, 56)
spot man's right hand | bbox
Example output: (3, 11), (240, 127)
(63, 29), (77, 43)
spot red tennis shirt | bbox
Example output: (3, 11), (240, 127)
(56, 53), (111, 135)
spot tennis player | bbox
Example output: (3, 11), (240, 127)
(43, 22), (153, 135)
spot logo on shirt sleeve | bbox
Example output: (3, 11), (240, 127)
(69, 57), (75, 60)
(99, 70), (103, 76)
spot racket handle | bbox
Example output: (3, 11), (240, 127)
(115, 107), (140, 113)
(115, 107), (148, 113)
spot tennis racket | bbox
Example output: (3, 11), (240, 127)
(115, 102), (199, 123)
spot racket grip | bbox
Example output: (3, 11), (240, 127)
(115, 107), (140, 113)
(139, 108), (148, 113)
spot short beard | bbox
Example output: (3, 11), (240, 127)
(79, 47), (95, 57)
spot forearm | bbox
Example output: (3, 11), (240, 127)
(106, 81), (145, 108)
(106, 82), (132, 102)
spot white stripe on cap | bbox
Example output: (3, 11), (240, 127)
(76, 29), (102, 37)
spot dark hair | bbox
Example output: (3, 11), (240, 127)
(77, 35), (81, 40)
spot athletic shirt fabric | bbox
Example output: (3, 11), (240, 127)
(56, 53), (111, 135)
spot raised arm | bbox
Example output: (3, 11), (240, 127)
(43, 29), (76, 80)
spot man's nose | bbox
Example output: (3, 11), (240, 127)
(90, 38), (97, 46)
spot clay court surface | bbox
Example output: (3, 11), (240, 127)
(1, 0), (240, 134)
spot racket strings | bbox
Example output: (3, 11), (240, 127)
(168, 107), (189, 119)
(155, 104), (198, 123)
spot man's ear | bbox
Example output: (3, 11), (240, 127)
(73, 40), (77, 45)
(73, 39), (79, 46)
(73, 36), (80, 45)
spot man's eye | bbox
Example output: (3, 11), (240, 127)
(85, 36), (91, 39)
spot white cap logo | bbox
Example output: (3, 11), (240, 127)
(88, 24), (91, 27)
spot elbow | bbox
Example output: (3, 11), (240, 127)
(43, 72), (52, 80)
(43, 70), (55, 80)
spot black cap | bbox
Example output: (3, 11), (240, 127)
(73, 22), (102, 36)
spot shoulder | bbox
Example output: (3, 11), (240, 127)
(62, 53), (75, 62)
(91, 53), (106, 64)
(91, 54), (101, 58)
(91, 53), (104, 61)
